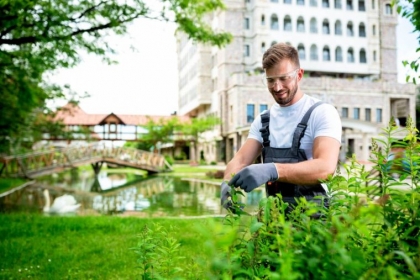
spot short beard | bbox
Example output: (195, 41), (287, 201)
(274, 82), (298, 106)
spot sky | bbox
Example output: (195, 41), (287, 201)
(48, 18), (179, 116)
(48, 14), (419, 116)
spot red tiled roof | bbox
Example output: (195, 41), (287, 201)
(55, 103), (189, 126)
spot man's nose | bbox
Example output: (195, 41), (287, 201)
(272, 81), (283, 91)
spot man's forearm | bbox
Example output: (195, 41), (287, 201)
(275, 159), (337, 185)
(223, 160), (244, 181)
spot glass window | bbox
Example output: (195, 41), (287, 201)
(335, 20), (342, 35)
(373, 50), (377, 62)
(297, 17), (305, 32)
(247, 104), (255, 123)
(297, 0), (305, 5)
(376, 108), (382, 123)
(335, 47), (343, 61)
(358, 0), (366, 10)
(260, 104), (268, 113)
(347, 0), (353, 9)
(271, 0), (279, 2)
(347, 48), (354, 62)
(365, 108), (371, 121)
(335, 0), (342, 8)
(372, 24), (376, 35)
(347, 22), (354, 36)
(271, 15), (279, 30)
(284, 16), (292, 31)
(372, 0), (375, 9)
(322, 0), (330, 7)
(322, 20), (330, 34)
(310, 18), (318, 33)
(310, 44), (318, 60)
(385, 3), (392, 14)
(311, 0), (318, 6)
(353, 108), (360, 120)
(359, 49), (367, 63)
(109, 123), (116, 132)
(244, 45), (250, 57)
(359, 23), (366, 37)
(323, 47), (331, 61)
(261, 42), (266, 53)
(261, 15), (266, 25)
(342, 107), (349, 118)
(244, 18), (250, 29)
(284, 0), (292, 3)
(298, 44), (306, 60)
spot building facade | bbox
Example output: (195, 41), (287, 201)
(176, 0), (416, 164)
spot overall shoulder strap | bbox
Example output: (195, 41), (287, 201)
(291, 101), (324, 153)
(259, 110), (271, 147)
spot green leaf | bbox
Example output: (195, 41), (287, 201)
(250, 220), (264, 233)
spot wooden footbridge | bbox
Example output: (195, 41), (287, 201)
(0, 144), (172, 179)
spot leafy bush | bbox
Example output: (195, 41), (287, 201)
(129, 118), (419, 279)
(205, 170), (224, 179)
(164, 155), (174, 166)
(132, 223), (203, 279)
(202, 117), (420, 279)
(174, 152), (187, 161)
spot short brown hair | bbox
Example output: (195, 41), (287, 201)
(262, 43), (300, 70)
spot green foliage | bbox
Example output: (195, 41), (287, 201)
(164, 154), (174, 165)
(138, 117), (182, 153)
(181, 116), (221, 138)
(0, 0), (232, 154)
(395, 0), (420, 84)
(205, 170), (224, 179)
(132, 223), (203, 279)
(180, 116), (221, 162)
(202, 118), (420, 279)
(124, 139), (154, 152)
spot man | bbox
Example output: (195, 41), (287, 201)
(221, 43), (342, 213)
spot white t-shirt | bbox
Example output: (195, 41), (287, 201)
(248, 94), (342, 160)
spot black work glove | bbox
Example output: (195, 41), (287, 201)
(221, 181), (233, 210)
(229, 163), (278, 192)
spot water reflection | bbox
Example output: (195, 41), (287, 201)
(0, 171), (263, 217)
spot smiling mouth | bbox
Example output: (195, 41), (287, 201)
(274, 91), (287, 96)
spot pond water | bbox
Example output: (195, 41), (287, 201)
(0, 168), (263, 217)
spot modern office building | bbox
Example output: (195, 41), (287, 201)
(176, 0), (416, 164)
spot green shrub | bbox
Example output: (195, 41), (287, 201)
(164, 155), (174, 165)
(202, 117), (420, 279)
(205, 170), (224, 179)
(174, 152), (187, 161)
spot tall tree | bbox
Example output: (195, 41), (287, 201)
(0, 0), (232, 154)
(180, 116), (221, 164)
(135, 116), (182, 154)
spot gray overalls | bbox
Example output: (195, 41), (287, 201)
(259, 101), (329, 213)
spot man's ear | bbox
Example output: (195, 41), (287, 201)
(297, 68), (305, 81)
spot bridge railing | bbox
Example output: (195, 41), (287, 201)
(0, 143), (171, 178)
(102, 145), (172, 171)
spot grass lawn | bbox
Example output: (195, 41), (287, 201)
(0, 214), (224, 279)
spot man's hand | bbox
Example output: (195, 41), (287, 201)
(228, 163), (278, 192)
(220, 181), (232, 210)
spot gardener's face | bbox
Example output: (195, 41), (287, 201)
(265, 59), (304, 107)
